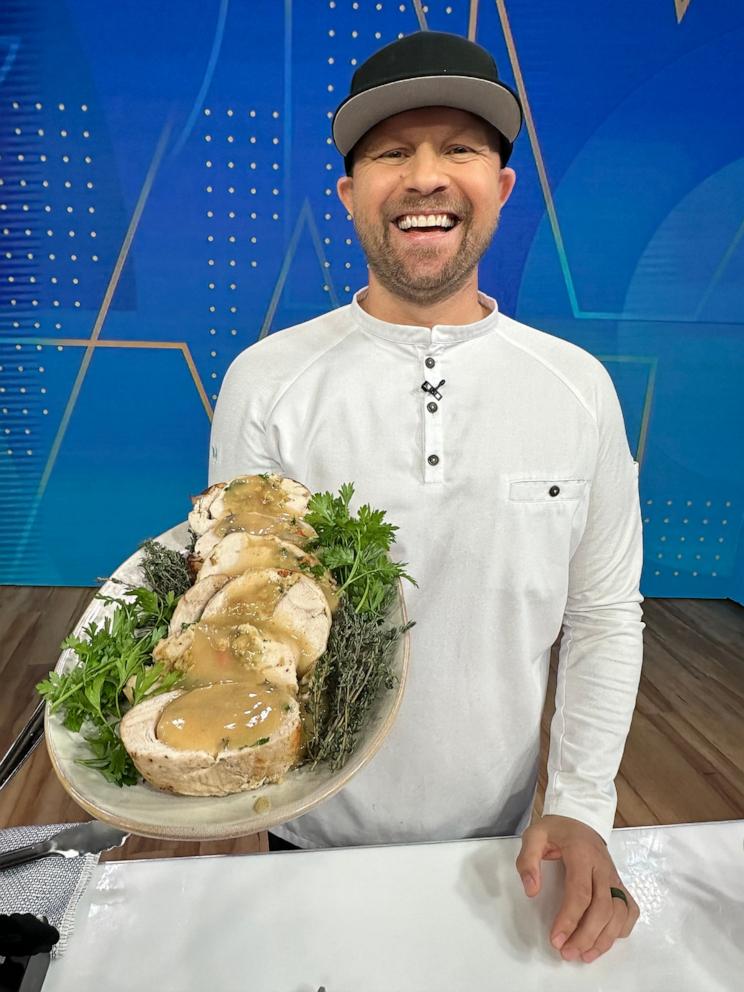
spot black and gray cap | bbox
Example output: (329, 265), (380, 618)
(332, 31), (523, 170)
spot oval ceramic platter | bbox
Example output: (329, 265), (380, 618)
(45, 521), (410, 841)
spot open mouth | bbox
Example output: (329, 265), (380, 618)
(392, 212), (461, 236)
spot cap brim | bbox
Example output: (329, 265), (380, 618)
(332, 75), (523, 157)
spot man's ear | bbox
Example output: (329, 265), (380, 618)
(337, 175), (354, 216)
(498, 167), (517, 208)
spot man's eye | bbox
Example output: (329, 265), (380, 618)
(379, 149), (404, 159)
(449, 145), (474, 154)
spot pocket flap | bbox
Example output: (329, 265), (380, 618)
(509, 479), (588, 502)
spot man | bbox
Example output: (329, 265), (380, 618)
(209, 31), (644, 963)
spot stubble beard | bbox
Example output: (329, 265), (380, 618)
(353, 208), (500, 306)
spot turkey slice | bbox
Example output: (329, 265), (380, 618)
(210, 474), (312, 521)
(120, 684), (301, 797)
(153, 621), (299, 693)
(188, 482), (226, 537)
(168, 574), (230, 636)
(196, 531), (339, 612)
(201, 569), (331, 678)
(189, 474), (313, 539)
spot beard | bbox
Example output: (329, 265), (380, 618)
(352, 204), (500, 306)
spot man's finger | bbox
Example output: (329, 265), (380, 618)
(515, 825), (547, 896)
(560, 867), (617, 959)
(549, 854), (594, 949)
(579, 897), (629, 963)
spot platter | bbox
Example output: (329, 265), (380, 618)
(44, 521), (410, 841)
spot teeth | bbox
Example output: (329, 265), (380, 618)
(396, 214), (456, 230)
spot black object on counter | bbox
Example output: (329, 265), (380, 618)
(0, 914), (58, 992)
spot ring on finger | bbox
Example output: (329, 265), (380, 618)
(610, 886), (628, 907)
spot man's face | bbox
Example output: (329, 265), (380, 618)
(337, 107), (516, 306)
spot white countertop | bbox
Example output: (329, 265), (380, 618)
(43, 820), (744, 992)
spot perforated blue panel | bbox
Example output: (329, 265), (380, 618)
(1, 0), (742, 602)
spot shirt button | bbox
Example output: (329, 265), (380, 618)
(428, 454), (440, 466)
(427, 401), (438, 413)
(549, 485), (560, 497)
(425, 357), (435, 369)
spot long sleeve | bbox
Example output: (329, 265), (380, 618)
(207, 352), (283, 486)
(542, 365), (645, 843)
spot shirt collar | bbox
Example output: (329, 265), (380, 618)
(350, 287), (500, 348)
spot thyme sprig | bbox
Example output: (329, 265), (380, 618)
(304, 598), (413, 771)
(138, 539), (192, 600)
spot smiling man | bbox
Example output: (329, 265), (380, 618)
(338, 106), (514, 320)
(209, 31), (644, 964)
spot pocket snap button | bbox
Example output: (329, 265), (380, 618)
(549, 485), (560, 497)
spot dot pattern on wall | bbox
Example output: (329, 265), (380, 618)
(199, 105), (285, 401)
(0, 0), (740, 600)
(317, 1), (473, 300)
(645, 497), (739, 581)
(0, 100), (123, 329)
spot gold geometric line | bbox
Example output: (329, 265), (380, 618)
(180, 344), (214, 421)
(495, 0), (580, 314)
(36, 119), (173, 503)
(27, 338), (184, 347)
(675, 0), (693, 23)
(14, 337), (214, 420)
(412, 0), (429, 31)
(468, 0), (480, 41)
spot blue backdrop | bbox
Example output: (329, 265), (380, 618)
(0, 0), (742, 602)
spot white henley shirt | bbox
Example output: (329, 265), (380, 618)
(208, 288), (645, 848)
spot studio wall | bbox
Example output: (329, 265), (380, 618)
(0, 0), (742, 602)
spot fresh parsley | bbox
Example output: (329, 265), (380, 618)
(305, 482), (416, 616)
(37, 584), (182, 786)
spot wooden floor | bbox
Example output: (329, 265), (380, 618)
(1, 587), (742, 859)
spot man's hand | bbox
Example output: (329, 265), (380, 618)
(515, 814), (640, 963)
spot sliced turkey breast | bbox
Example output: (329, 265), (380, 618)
(189, 474), (313, 540)
(191, 517), (318, 575)
(168, 573), (230, 636)
(201, 569), (331, 677)
(152, 621), (299, 693)
(210, 474), (312, 521)
(195, 531), (339, 612)
(120, 683), (301, 797)
(188, 483), (226, 537)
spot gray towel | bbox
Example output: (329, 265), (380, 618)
(0, 823), (99, 957)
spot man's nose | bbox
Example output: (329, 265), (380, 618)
(403, 147), (451, 195)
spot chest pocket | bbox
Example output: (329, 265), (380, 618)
(509, 478), (589, 502)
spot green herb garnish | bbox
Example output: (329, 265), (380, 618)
(138, 539), (192, 600)
(304, 598), (413, 771)
(37, 586), (182, 786)
(305, 483), (416, 616)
